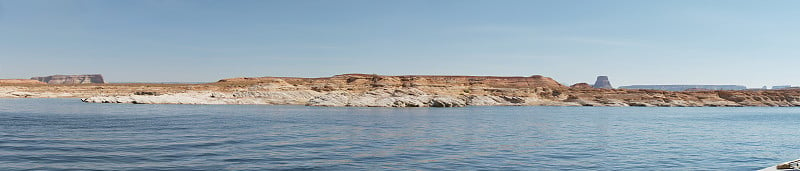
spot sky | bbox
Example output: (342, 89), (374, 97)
(1, 0), (799, 87)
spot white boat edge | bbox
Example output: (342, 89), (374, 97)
(760, 159), (800, 171)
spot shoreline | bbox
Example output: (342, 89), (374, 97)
(6, 97), (797, 108)
(3, 97), (794, 108)
(4, 74), (800, 107)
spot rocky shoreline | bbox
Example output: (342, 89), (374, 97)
(79, 88), (575, 107)
(5, 74), (800, 107)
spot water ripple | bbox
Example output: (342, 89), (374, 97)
(0, 99), (798, 170)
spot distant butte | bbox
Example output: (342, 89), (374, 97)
(31, 74), (105, 84)
(592, 76), (613, 89)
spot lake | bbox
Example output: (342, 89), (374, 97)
(0, 98), (797, 170)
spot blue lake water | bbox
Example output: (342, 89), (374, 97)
(1, 98), (799, 170)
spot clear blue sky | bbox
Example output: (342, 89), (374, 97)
(1, 0), (798, 87)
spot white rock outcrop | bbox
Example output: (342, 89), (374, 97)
(82, 91), (323, 105)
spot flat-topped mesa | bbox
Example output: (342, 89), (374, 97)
(27, 73), (800, 107)
(217, 74), (566, 92)
(619, 85), (747, 91)
(31, 74), (105, 84)
(79, 74), (569, 107)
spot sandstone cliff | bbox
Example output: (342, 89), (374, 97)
(218, 74), (565, 92)
(7, 74), (800, 107)
(81, 74), (568, 106)
(32, 74), (105, 84)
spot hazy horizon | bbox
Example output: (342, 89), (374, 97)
(2, 0), (799, 88)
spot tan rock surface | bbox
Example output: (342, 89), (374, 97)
(5, 74), (800, 107)
(0, 79), (46, 85)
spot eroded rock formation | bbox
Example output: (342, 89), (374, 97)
(593, 76), (613, 89)
(82, 74), (569, 106)
(32, 74), (105, 84)
(7, 73), (800, 107)
(570, 83), (593, 89)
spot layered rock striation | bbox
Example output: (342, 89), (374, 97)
(8, 73), (800, 107)
(32, 74), (105, 84)
(82, 74), (569, 106)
